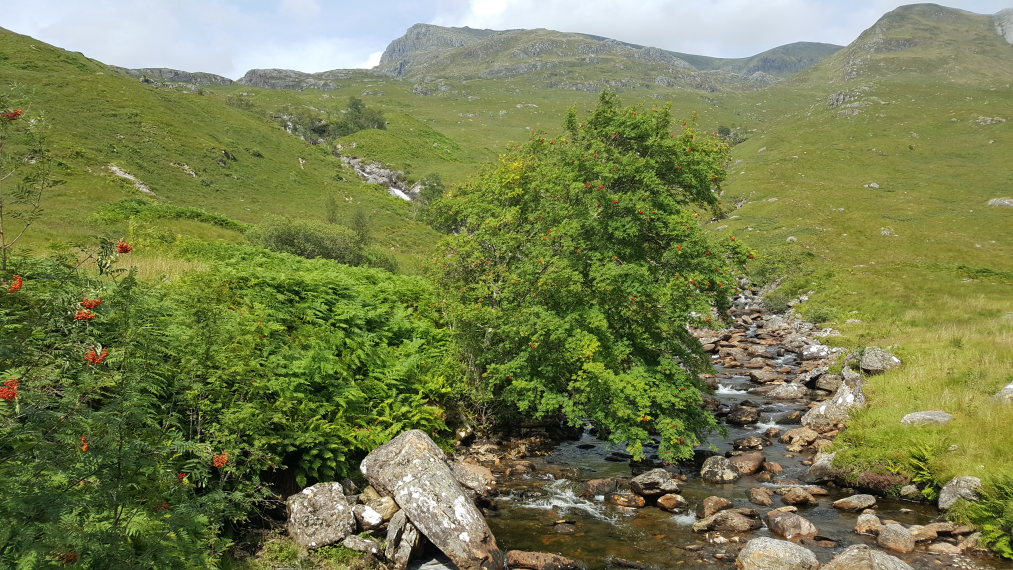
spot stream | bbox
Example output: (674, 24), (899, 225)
(480, 341), (1012, 569)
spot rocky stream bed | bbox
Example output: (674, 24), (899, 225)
(282, 304), (1013, 570)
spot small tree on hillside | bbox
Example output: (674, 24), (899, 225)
(432, 91), (747, 459)
(0, 90), (57, 273)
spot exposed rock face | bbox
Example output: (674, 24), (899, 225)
(118, 67), (234, 85)
(801, 382), (865, 432)
(766, 510), (819, 540)
(386, 510), (423, 570)
(821, 544), (914, 570)
(735, 537), (819, 570)
(938, 476), (982, 510)
(452, 460), (496, 498)
(360, 430), (504, 570)
(859, 347), (901, 375)
(237, 68), (346, 90)
(700, 456), (740, 483)
(876, 524), (915, 554)
(900, 410), (953, 425)
(995, 9), (1013, 44)
(801, 344), (831, 361)
(629, 468), (681, 497)
(506, 550), (588, 570)
(377, 24), (493, 76)
(286, 482), (356, 548)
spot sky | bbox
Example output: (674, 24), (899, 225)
(2, 0), (1011, 79)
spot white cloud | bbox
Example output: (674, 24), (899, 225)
(358, 50), (385, 69)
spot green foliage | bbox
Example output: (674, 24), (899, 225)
(93, 198), (252, 233)
(247, 216), (398, 272)
(0, 244), (458, 566)
(908, 444), (942, 501)
(279, 97), (385, 143)
(951, 478), (1013, 559)
(431, 92), (746, 459)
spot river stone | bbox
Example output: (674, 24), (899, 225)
(700, 456), (740, 483)
(766, 510), (819, 540)
(815, 373), (844, 392)
(728, 452), (766, 475)
(909, 525), (937, 542)
(749, 487), (774, 506)
(821, 544), (914, 570)
(360, 430), (503, 570)
(702, 496), (733, 517)
(656, 493), (687, 512)
(607, 491), (646, 508)
(749, 370), (783, 384)
(877, 524), (915, 553)
(833, 494), (877, 511)
(938, 476), (982, 510)
(782, 487), (818, 506)
(801, 344), (831, 361)
(780, 427), (819, 447)
(733, 436), (769, 450)
(735, 537), (819, 570)
(801, 382), (865, 433)
(995, 382), (1013, 401)
(900, 410), (954, 425)
(386, 510), (423, 570)
(584, 477), (622, 497)
(801, 451), (838, 483)
(855, 513), (883, 534)
(630, 468), (681, 497)
(286, 482), (356, 548)
(767, 383), (809, 400)
(727, 404), (761, 425)
(927, 541), (963, 555)
(691, 509), (761, 533)
(451, 460), (496, 498)
(506, 550), (588, 570)
(898, 485), (920, 500)
(860, 347), (902, 375)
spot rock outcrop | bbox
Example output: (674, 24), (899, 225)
(286, 482), (357, 548)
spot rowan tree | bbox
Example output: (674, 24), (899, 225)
(432, 91), (748, 459)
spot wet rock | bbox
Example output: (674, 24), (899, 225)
(605, 556), (665, 570)
(927, 541), (963, 554)
(767, 383), (809, 400)
(860, 347), (902, 375)
(898, 485), (920, 500)
(607, 491), (646, 508)
(764, 427), (782, 439)
(727, 404), (761, 425)
(451, 461), (496, 498)
(656, 493), (687, 512)
(801, 451), (838, 483)
(763, 461), (784, 474)
(700, 456), (740, 483)
(286, 482), (356, 548)
(900, 410), (953, 425)
(506, 550), (587, 570)
(749, 370), (784, 384)
(702, 496), (733, 517)
(833, 494), (877, 511)
(735, 537), (819, 570)
(855, 513), (882, 534)
(584, 477), (623, 497)
(801, 382), (865, 432)
(821, 544), (913, 570)
(342, 534), (383, 555)
(353, 503), (385, 531)
(360, 430), (503, 570)
(733, 436), (770, 450)
(909, 525), (937, 542)
(749, 487), (774, 506)
(782, 487), (818, 506)
(629, 468), (681, 497)
(386, 510), (423, 570)
(877, 524), (915, 553)
(780, 427), (819, 447)
(938, 476), (981, 510)
(692, 509), (762, 533)
(728, 451), (766, 475)
(767, 510), (819, 540)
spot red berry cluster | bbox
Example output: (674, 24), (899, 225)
(74, 309), (97, 321)
(81, 436), (90, 452)
(212, 451), (229, 468)
(2, 109), (22, 121)
(85, 348), (108, 365)
(81, 297), (103, 309)
(7, 274), (22, 294)
(116, 241), (133, 254)
(0, 378), (19, 401)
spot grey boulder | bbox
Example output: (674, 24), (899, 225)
(735, 537), (819, 570)
(286, 482), (356, 548)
